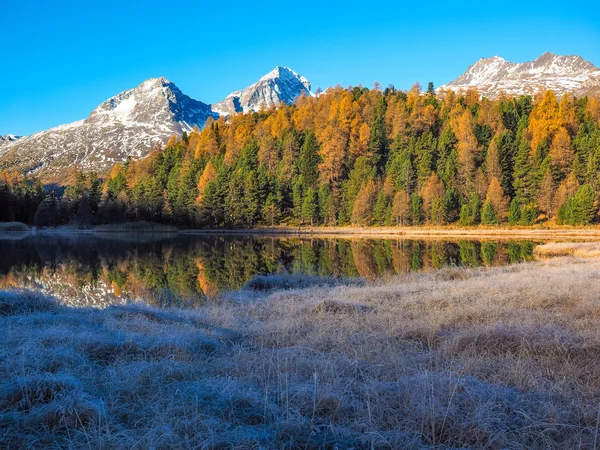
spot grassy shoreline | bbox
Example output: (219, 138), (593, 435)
(5, 221), (600, 239)
(4, 256), (600, 447)
(180, 225), (600, 240)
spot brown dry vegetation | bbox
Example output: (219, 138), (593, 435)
(535, 242), (600, 258)
(182, 225), (600, 241)
(4, 258), (600, 448)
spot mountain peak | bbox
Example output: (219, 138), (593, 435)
(0, 66), (312, 181)
(0, 76), (216, 180)
(212, 66), (312, 115)
(0, 134), (24, 145)
(440, 52), (600, 97)
(139, 76), (172, 89)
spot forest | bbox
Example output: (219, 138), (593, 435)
(2, 84), (600, 228)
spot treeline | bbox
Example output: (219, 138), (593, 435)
(5, 84), (600, 228)
(0, 172), (44, 224)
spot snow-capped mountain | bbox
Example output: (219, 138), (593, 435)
(212, 66), (312, 115)
(0, 67), (312, 181)
(439, 52), (600, 97)
(0, 77), (217, 180)
(0, 134), (23, 145)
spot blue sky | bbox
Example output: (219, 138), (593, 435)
(2, 0), (600, 136)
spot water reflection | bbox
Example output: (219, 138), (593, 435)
(0, 234), (537, 308)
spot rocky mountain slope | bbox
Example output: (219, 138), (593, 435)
(212, 66), (312, 115)
(0, 67), (312, 181)
(0, 134), (23, 145)
(439, 52), (600, 98)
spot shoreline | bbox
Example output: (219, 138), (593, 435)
(5, 223), (600, 240)
(178, 225), (600, 240)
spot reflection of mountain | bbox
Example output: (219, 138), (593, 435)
(0, 234), (537, 308)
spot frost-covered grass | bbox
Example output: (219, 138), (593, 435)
(4, 258), (600, 448)
(243, 273), (364, 291)
(535, 241), (600, 258)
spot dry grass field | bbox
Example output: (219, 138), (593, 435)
(3, 256), (600, 448)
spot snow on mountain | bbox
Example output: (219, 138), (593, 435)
(211, 66), (312, 115)
(0, 134), (24, 145)
(0, 68), (313, 181)
(0, 77), (217, 181)
(439, 52), (600, 98)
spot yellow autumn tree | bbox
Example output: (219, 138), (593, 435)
(485, 177), (509, 221)
(553, 171), (580, 217)
(451, 107), (480, 192)
(485, 137), (502, 182)
(528, 90), (560, 151)
(194, 126), (219, 159)
(195, 162), (217, 206)
(587, 97), (600, 123)
(420, 172), (444, 222)
(536, 168), (554, 218)
(391, 190), (410, 225)
(549, 126), (575, 179)
(351, 179), (378, 225)
(318, 125), (348, 184)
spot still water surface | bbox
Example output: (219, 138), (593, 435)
(0, 233), (538, 307)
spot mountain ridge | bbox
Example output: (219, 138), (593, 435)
(439, 52), (600, 97)
(0, 67), (313, 181)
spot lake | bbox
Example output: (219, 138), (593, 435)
(0, 233), (539, 308)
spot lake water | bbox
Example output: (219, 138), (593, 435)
(0, 233), (538, 308)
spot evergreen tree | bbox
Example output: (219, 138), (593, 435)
(369, 97), (388, 175)
(34, 191), (58, 228)
(302, 188), (319, 225)
(410, 194), (423, 225)
(519, 204), (537, 225)
(299, 131), (320, 191)
(508, 198), (521, 225)
(481, 201), (498, 225)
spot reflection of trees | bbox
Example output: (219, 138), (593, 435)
(351, 241), (379, 280)
(196, 260), (217, 298)
(481, 242), (497, 266)
(430, 242), (449, 269)
(391, 242), (411, 273)
(508, 241), (535, 264)
(459, 241), (481, 267)
(0, 235), (539, 305)
(410, 242), (424, 271)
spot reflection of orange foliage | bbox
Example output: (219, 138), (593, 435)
(391, 245), (411, 274)
(195, 259), (217, 298)
(351, 241), (378, 280)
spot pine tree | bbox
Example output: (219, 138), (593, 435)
(410, 194), (423, 225)
(373, 190), (389, 225)
(299, 131), (320, 191)
(573, 184), (596, 224)
(513, 137), (534, 204)
(481, 201), (498, 225)
(369, 97), (388, 175)
(302, 188), (319, 225)
(508, 198), (521, 225)
(34, 191), (58, 228)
